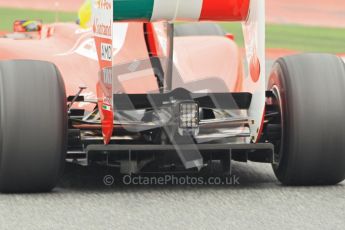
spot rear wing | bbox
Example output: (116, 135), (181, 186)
(113, 0), (250, 22)
(92, 0), (265, 144)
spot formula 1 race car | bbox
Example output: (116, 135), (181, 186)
(0, 0), (345, 193)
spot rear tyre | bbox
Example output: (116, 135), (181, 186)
(268, 54), (345, 185)
(0, 60), (67, 193)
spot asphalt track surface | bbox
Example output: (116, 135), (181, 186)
(0, 163), (344, 230)
(0, 61), (345, 230)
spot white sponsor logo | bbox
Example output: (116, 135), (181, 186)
(95, 0), (112, 10)
(101, 43), (112, 61)
(93, 19), (112, 38)
(92, 0), (113, 38)
(103, 68), (112, 85)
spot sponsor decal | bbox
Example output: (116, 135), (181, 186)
(95, 0), (112, 10)
(93, 19), (112, 38)
(103, 68), (112, 85)
(102, 104), (112, 111)
(101, 43), (112, 61)
(92, 0), (114, 144)
(93, 0), (113, 38)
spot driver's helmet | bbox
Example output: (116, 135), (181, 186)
(78, 0), (92, 28)
(22, 20), (42, 32)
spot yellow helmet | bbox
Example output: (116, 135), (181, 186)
(78, 0), (92, 28)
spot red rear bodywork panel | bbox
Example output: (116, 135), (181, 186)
(0, 22), (244, 140)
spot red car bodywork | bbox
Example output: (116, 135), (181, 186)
(0, 22), (244, 112)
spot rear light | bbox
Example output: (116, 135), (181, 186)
(178, 102), (199, 136)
